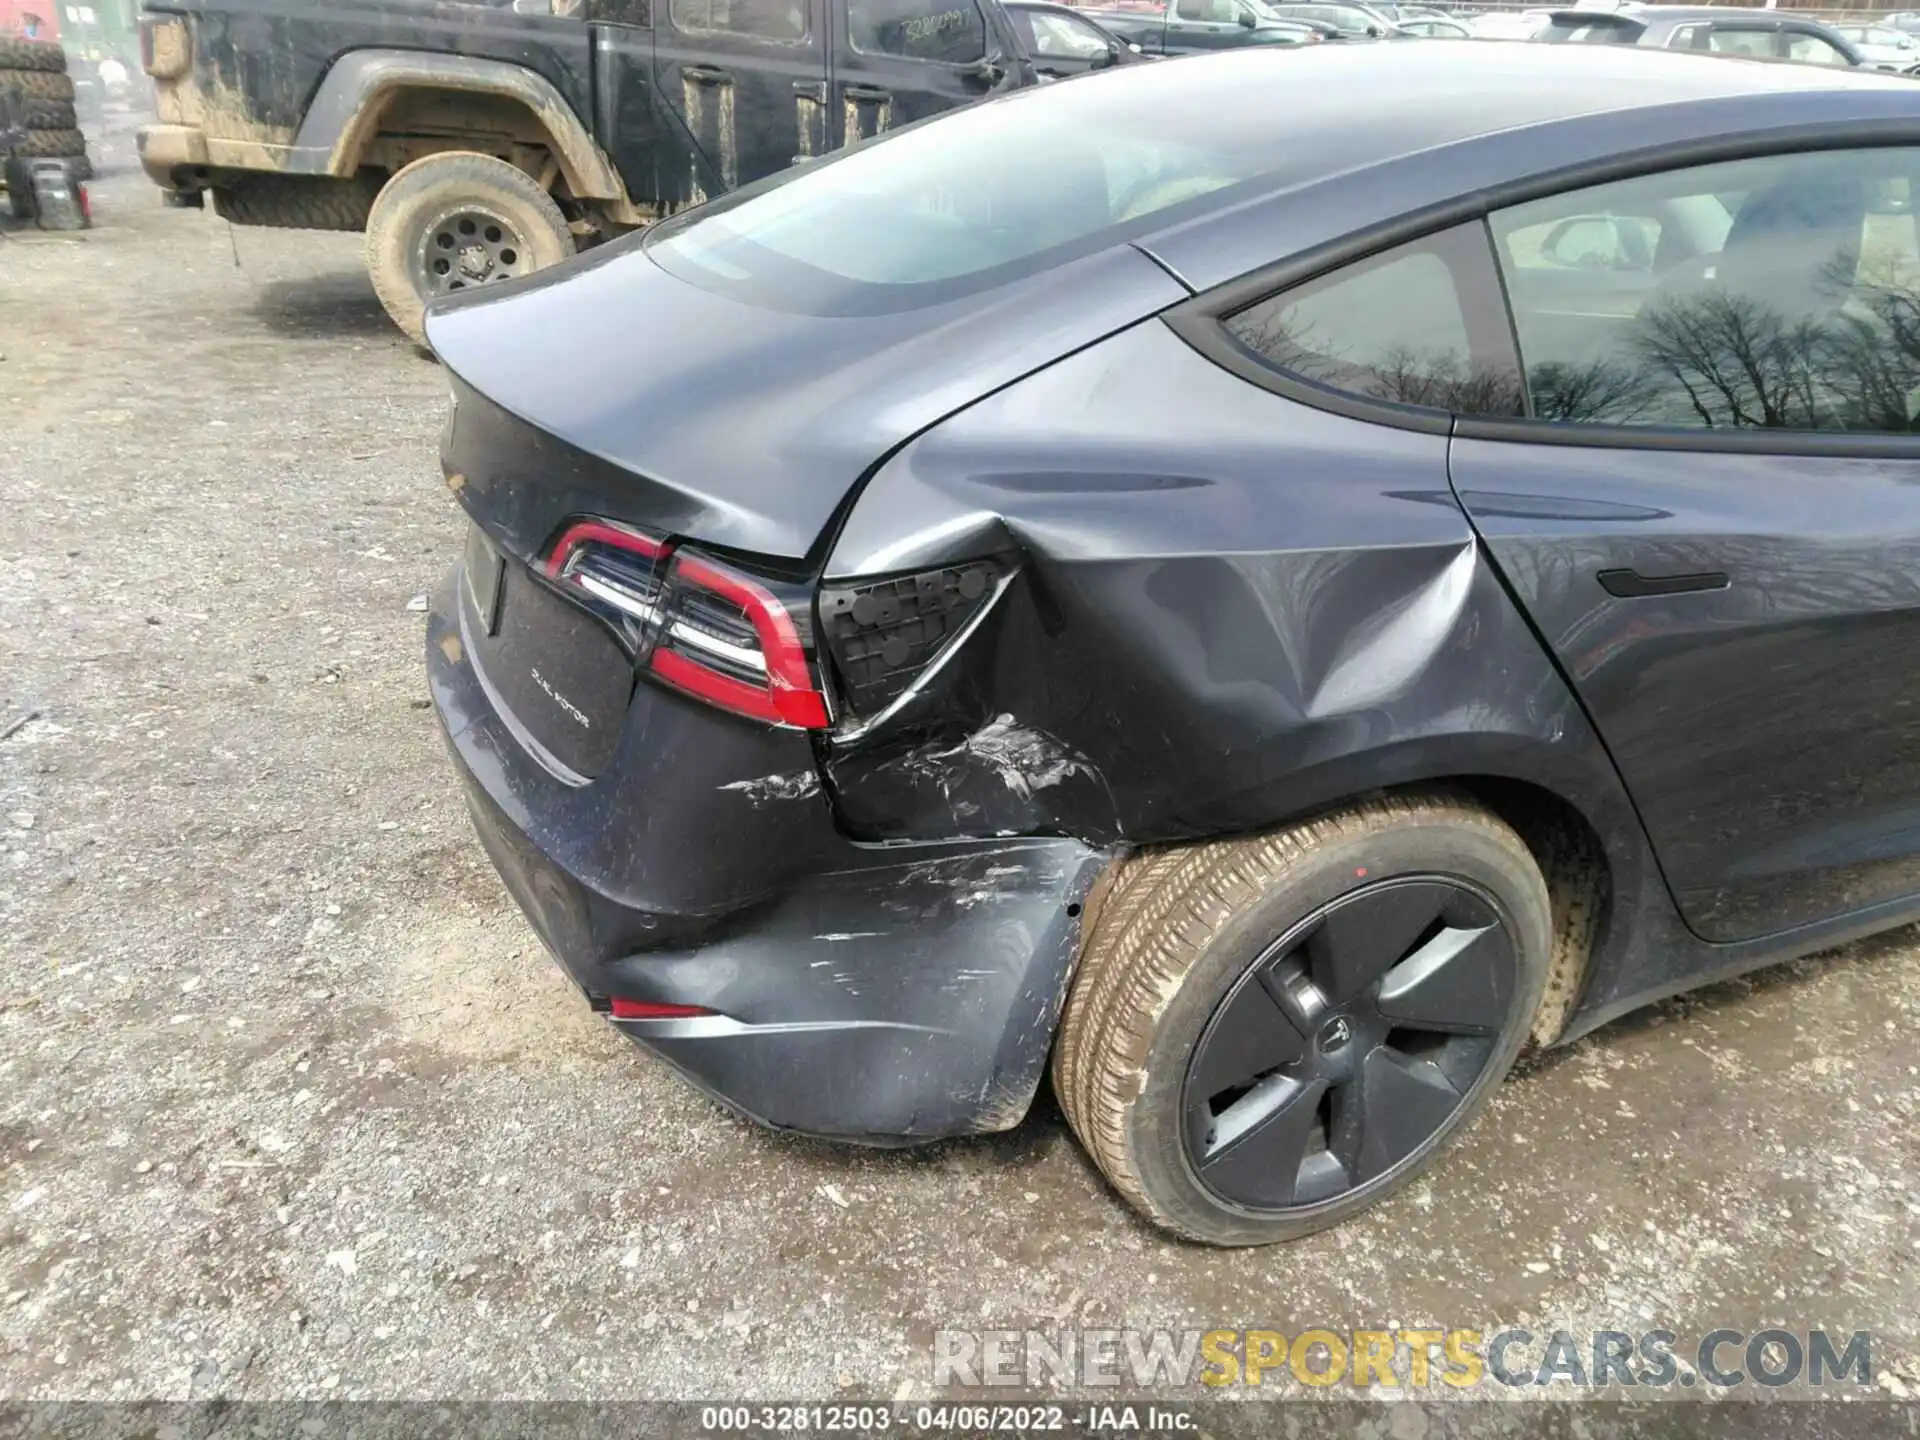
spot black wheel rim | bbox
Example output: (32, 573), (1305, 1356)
(416, 207), (532, 298)
(1181, 876), (1518, 1214)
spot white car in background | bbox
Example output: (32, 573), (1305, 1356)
(1835, 23), (1920, 72)
(1464, 7), (1554, 38)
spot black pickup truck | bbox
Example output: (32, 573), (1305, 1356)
(136, 0), (1037, 341)
(1074, 0), (1322, 53)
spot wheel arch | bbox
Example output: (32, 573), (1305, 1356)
(289, 50), (626, 204)
(1446, 773), (1612, 1048)
(1094, 760), (1627, 1051)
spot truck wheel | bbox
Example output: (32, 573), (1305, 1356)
(11, 128), (86, 160)
(0, 71), (76, 102)
(365, 151), (574, 347)
(1053, 791), (1551, 1246)
(0, 37), (67, 71)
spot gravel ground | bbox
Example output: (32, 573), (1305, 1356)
(2, 114), (1918, 1407)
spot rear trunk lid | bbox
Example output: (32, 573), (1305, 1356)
(426, 234), (1187, 565)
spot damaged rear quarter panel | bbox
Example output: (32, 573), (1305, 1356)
(821, 318), (1620, 845)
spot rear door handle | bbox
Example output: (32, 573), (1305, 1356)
(1597, 568), (1730, 598)
(793, 79), (827, 100)
(682, 64), (733, 84)
(844, 83), (892, 101)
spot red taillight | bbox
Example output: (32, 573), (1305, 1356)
(652, 552), (831, 730)
(546, 519), (665, 578)
(609, 997), (714, 1020)
(543, 518), (830, 731)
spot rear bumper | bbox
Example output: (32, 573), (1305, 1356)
(135, 122), (208, 189)
(427, 569), (1107, 1142)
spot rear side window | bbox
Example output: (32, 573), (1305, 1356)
(672, 0), (809, 39)
(1221, 223), (1526, 415)
(1489, 148), (1920, 433)
(1706, 25), (1776, 58)
(1782, 30), (1852, 65)
(848, 0), (988, 60)
(1028, 10), (1113, 56)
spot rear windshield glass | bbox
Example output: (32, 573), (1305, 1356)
(1540, 16), (1643, 41)
(642, 73), (1299, 315)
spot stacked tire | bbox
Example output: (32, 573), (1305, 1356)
(0, 36), (91, 186)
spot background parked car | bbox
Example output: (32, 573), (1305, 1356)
(1394, 13), (1470, 37)
(1835, 23), (1920, 73)
(1267, 0), (1406, 37)
(1077, 0), (1325, 53)
(1463, 7), (1553, 39)
(136, 0), (1041, 345)
(1537, 6), (1866, 68)
(1007, 0), (1152, 75)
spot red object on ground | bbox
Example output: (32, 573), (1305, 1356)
(0, 0), (59, 41)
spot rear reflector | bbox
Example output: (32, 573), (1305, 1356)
(543, 518), (830, 731)
(609, 997), (716, 1020)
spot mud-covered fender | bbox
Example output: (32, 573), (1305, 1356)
(287, 48), (626, 200)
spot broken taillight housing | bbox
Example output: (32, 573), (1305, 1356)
(818, 560), (1003, 718)
(544, 519), (830, 731)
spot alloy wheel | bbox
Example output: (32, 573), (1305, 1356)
(416, 207), (532, 297)
(1182, 876), (1518, 1212)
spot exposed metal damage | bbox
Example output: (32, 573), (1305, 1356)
(924, 714), (1097, 800)
(717, 770), (822, 804)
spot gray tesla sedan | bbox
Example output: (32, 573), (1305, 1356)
(423, 41), (1920, 1244)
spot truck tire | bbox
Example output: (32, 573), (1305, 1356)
(16, 98), (75, 128)
(0, 37), (67, 71)
(1052, 791), (1551, 1246)
(12, 128), (86, 160)
(0, 71), (76, 102)
(212, 172), (381, 232)
(364, 151), (574, 347)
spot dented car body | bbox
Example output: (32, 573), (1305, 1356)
(425, 44), (1920, 1146)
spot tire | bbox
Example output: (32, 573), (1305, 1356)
(1054, 791), (1551, 1246)
(364, 151), (574, 346)
(12, 128), (86, 160)
(16, 99), (74, 128)
(0, 71), (76, 102)
(0, 37), (67, 71)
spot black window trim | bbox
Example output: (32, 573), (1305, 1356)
(1161, 118), (1920, 458)
(670, 0), (815, 44)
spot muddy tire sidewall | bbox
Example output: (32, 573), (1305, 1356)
(364, 152), (574, 348)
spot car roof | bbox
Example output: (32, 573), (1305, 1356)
(1110, 32), (1896, 147)
(1585, 4), (1833, 18)
(1107, 42), (1914, 287)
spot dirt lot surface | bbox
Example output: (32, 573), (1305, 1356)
(2, 116), (1920, 1406)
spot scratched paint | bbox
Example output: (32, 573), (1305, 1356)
(717, 771), (821, 804)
